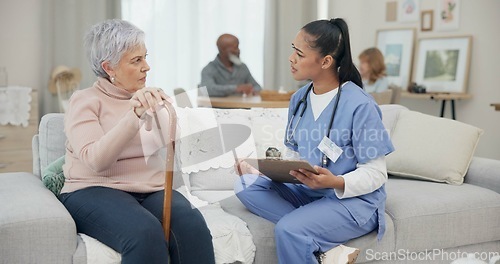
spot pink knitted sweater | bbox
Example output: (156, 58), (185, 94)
(61, 78), (166, 194)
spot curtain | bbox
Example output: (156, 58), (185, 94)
(40, 0), (121, 115)
(263, 0), (318, 91)
(122, 0), (265, 95)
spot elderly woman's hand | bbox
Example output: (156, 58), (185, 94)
(130, 87), (172, 118)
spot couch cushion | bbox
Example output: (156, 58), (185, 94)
(219, 195), (397, 264)
(38, 113), (66, 173)
(386, 110), (483, 184)
(378, 104), (408, 137)
(191, 188), (236, 204)
(385, 177), (500, 252)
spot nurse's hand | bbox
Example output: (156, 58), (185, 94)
(290, 166), (345, 190)
(234, 159), (261, 176)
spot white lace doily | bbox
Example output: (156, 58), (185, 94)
(250, 108), (289, 158)
(176, 107), (290, 174)
(0, 86), (32, 127)
(176, 108), (255, 174)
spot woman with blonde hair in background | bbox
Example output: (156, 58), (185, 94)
(358, 47), (389, 93)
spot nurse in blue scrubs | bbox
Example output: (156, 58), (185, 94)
(234, 18), (394, 264)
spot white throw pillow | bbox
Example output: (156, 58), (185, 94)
(379, 104), (409, 137)
(176, 108), (255, 192)
(386, 110), (483, 185)
(250, 108), (289, 158)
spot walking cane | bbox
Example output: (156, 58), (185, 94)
(153, 101), (177, 242)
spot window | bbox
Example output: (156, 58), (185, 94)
(122, 0), (265, 95)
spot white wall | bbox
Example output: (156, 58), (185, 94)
(264, 0), (318, 91)
(0, 0), (119, 116)
(0, 0), (44, 92)
(329, 0), (500, 160)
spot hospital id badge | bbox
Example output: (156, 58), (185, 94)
(317, 136), (343, 163)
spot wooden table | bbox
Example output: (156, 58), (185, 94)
(197, 95), (290, 109)
(491, 103), (500, 111)
(401, 92), (472, 120)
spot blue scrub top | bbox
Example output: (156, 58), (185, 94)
(284, 81), (395, 239)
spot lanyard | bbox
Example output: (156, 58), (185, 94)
(286, 83), (342, 167)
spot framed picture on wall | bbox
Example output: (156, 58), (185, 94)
(376, 28), (416, 89)
(421, 10), (433, 31)
(436, 0), (461, 31)
(414, 36), (472, 93)
(398, 0), (420, 22)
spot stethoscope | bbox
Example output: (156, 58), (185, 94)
(285, 83), (342, 167)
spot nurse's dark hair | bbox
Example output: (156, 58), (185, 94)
(302, 18), (363, 88)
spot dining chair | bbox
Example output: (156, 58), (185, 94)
(370, 89), (393, 105)
(388, 84), (402, 104)
(174, 88), (193, 108)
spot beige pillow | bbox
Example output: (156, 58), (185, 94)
(386, 110), (483, 185)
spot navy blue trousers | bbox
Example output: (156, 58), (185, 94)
(60, 186), (215, 264)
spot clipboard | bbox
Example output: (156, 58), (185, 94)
(243, 158), (318, 183)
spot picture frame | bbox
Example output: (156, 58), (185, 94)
(413, 36), (472, 93)
(398, 0), (420, 22)
(376, 28), (416, 89)
(436, 0), (461, 31)
(386, 1), (398, 22)
(421, 10), (433, 31)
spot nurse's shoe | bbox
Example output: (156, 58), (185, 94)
(318, 245), (360, 264)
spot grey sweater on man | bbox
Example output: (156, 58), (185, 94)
(200, 56), (261, 97)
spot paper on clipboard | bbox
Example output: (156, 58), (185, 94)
(243, 158), (318, 183)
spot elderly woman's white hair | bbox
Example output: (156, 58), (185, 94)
(84, 19), (145, 79)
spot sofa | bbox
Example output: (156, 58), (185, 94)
(1, 104), (499, 264)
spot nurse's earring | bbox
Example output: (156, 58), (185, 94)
(111, 76), (115, 83)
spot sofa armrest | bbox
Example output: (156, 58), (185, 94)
(32, 134), (41, 178)
(0, 172), (77, 264)
(464, 157), (500, 193)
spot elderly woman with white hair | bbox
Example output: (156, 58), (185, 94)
(58, 19), (215, 264)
